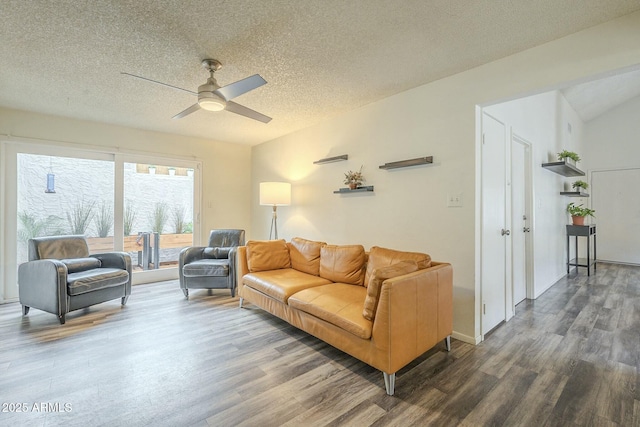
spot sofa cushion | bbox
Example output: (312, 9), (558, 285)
(289, 283), (372, 339)
(183, 259), (229, 277)
(247, 240), (291, 272)
(203, 247), (233, 259)
(289, 237), (325, 276)
(364, 246), (431, 287)
(61, 257), (101, 273)
(363, 261), (419, 321)
(319, 245), (366, 286)
(67, 268), (129, 296)
(243, 269), (331, 303)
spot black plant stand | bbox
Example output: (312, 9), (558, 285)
(566, 224), (596, 276)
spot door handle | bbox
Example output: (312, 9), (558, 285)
(501, 229), (511, 236)
(523, 227), (530, 232)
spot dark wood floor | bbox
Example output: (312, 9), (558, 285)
(1, 262), (639, 426)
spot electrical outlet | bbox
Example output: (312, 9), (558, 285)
(447, 193), (462, 207)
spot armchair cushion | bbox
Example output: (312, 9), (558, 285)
(183, 259), (229, 277)
(67, 268), (130, 296)
(203, 247), (233, 259)
(61, 257), (101, 273)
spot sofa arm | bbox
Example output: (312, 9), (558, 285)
(236, 246), (249, 294)
(91, 252), (132, 296)
(371, 262), (453, 374)
(18, 259), (69, 316)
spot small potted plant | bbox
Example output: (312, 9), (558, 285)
(344, 166), (365, 190)
(168, 167), (176, 176)
(557, 150), (581, 166)
(567, 202), (595, 226)
(571, 180), (588, 194)
(148, 165), (156, 175)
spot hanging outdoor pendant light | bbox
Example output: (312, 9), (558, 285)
(45, 157), (56, 193)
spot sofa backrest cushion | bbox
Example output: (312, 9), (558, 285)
(363, 261), (419, 321)
(246, 240), (291, 272)
(319, 244), (366, 285)
(289, 237), (326, 276)
(364, 246), (431, 287)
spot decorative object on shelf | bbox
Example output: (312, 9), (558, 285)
(333, 186), (374, 194)
(344, 166), (365, 190)
(561, 180), (590, 197)
(45, 156), (56, 194)
(379, 156), (433, 170)
(572, 180), (588, 191)
(259, 182), (291, 240)
(148, 165), (156, 175)
(567, 202), (595, 226)
(557, 150), (581, 166)
(313, 154), (348, 165)
(187, 168), (194, 177)
(168, 167), (176, 176)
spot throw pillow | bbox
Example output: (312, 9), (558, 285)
(319, 244), (366, 285)
(289, 237), (326, 276)
(246, 239), (291, 272)
(364, 246), (431, 287)
(363, 261), (418, 321)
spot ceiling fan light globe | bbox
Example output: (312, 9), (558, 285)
(199, 97), (226, 111)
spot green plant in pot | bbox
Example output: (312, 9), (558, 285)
(557, 150), (581, 165)
(571, 180), (588, 193)
(344, 166), (365, 190)
(567, 202), (595, 225)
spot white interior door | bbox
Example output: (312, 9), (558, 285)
(591, 168), (640, 264)
(481, 113), (508, 335)
(511, 136), (530, 305)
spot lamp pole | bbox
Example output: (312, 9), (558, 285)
(270, 205), (278, 239)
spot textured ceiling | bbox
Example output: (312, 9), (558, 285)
(1, 1), (640, 145)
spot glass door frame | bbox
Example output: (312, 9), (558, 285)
(1, 139), (202, 302)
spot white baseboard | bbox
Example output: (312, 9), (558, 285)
(451, 330), (480, 345)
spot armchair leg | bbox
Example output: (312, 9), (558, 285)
(22, 305), (30, 316)
(121, 296), (129, 306)
(445, 335), (451, 352)
(182, 288), (189, 299)
(230, 286), (236, 298)
(58, 314), (66, 325)
(383, 372), (396, 396)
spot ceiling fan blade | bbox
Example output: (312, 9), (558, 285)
(121, 72), (197, 96)
(172, 103), (201, 119)
(215, 74), (267, 101)
(225, 101), (272, 123)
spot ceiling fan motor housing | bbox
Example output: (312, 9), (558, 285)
(198, 79), (226, 111)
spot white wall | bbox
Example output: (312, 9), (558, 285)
(583, 95), (640, 171)
(485, 91), (586, 298)
(251, 11), (640, 343)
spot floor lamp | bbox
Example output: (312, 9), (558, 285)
(260, 182), (291, 240)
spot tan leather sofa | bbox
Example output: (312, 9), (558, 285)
(236, 237), (453, 395)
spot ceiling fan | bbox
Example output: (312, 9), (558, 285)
(122, 59), (271, 123)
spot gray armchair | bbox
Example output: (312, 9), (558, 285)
(18, 235), (132, 324)
(179, 229), (245, 299)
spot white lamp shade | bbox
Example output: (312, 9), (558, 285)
(260, 182), (291, 206)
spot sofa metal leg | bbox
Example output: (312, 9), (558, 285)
(182, 288), (189, 299)
(22, 305), (30, 316)
(239, 297), (244, 308)
(121, 296), (129, 306)
(445, 335), (451, 352)
(383, 372), (395, 396)
(58, 314), (66, 325)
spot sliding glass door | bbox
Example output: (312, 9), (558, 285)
(1, 141), (200, 302)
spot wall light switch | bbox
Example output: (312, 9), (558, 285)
(447, 193), (463, 207)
